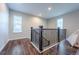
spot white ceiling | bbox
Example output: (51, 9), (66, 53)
(7, 3), (79, 19)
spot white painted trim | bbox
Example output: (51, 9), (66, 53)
(0, 39), (9, 52)
(41, 40), (64, 53)
(41, 43), (59, 53)
(31, 40), (64, 53)
(31, 42), (41, 53)
(9, 37), (30, 40)
(0, 38), (30, 52)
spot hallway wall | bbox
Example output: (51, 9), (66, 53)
(0, 3), (9, 51)
(9, 10), (47, 40)
(9, 7), (79, 41)
(48, 10), (79, 38)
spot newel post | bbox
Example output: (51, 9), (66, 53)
(57, 27), (60, 42)
(39, 26), (43, 51)
(31, 27), (33, 42)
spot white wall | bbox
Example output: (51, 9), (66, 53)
(0, 3), (9, 51)
(47, 18), (57, 28)
(63, 10), (79, 37)
(9, 7), (79, 41)
(48, 10), (79, 37)
(9, 10), (47, 40)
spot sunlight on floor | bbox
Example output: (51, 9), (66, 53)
(11, 45), (24, 55)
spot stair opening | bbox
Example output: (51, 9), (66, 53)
(31, 26), (66, 52)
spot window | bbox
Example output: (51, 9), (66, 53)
(57, 18), (63, 29)
(13, 15), (22, 33)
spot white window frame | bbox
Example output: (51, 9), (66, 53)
(57, 18), (63, 29)
(13, 15), (22, 33)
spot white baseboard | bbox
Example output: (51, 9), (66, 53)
(9, 37), (30, 41)
(31, 42), (41, 53)
(31, 40), (64, 54)
(0, 38), (30, 52)
(0, 39), (9, 52)
(41, 43), (59, 53)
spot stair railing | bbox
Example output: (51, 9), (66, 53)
(31, 26), (66, 51)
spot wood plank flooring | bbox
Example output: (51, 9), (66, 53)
(0, 38), (79, 55)
(0, 39), (39, 55)
(42, 40), (78, 55)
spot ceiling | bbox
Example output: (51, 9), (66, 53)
(7, 3), (79, 19)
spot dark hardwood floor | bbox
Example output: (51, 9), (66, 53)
(0, 39), (39, 55)
(0, 38), (79, 55)
(42, 40), (78, 55)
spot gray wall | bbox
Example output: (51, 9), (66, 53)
(9, 10), (47, 40)
(0, 3), (9, 51)
(9, 8), (79, 42)
(63, 10), (79, 37)
(47, 18), (57, 28)
(48, 10), (79, 38)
